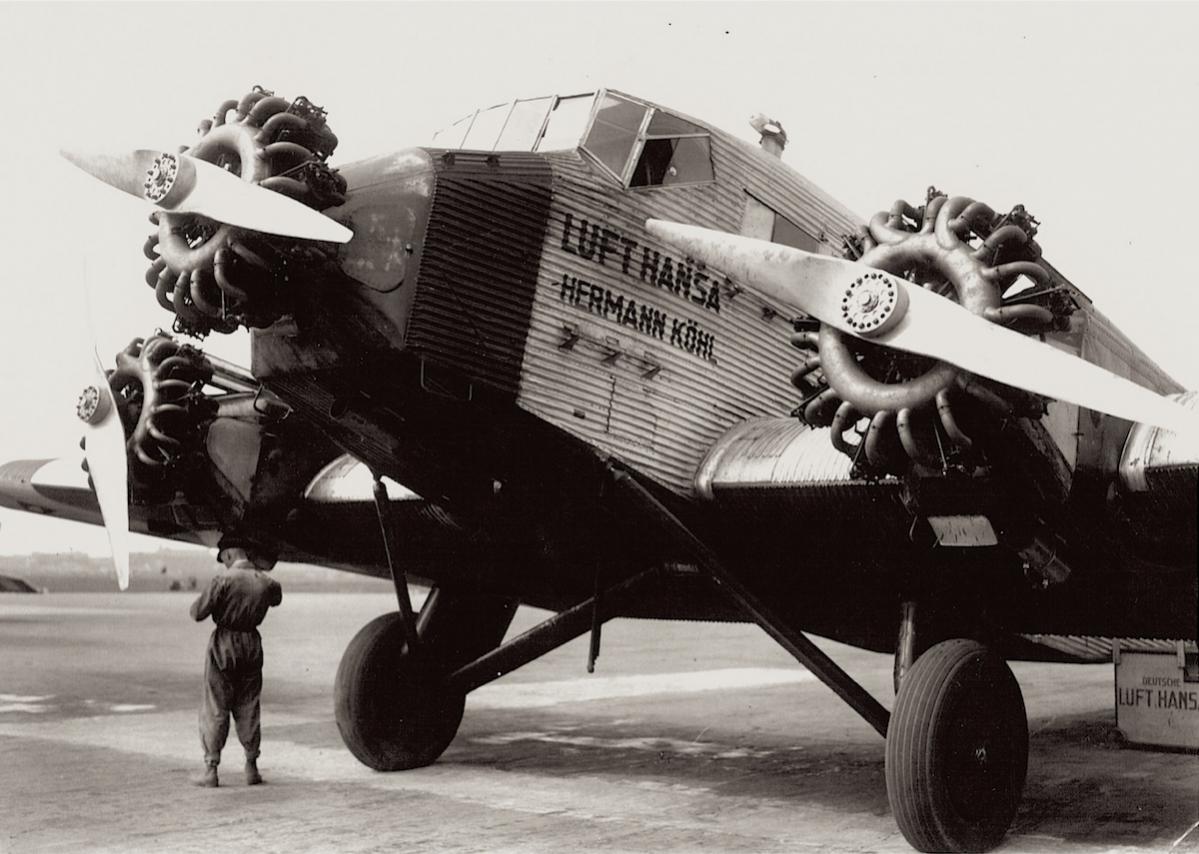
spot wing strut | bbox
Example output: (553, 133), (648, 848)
(608, 463), (891, 738)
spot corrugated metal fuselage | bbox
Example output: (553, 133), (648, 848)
(264, 140), (859, 497)
(246, 122), (1194, 649)
(250, 126), (866, 504)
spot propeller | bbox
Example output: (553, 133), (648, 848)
(60, 148), (352, 243)
(74, 260), (132, 591)
(76, 351), (130, 591)
(646, 220), (1199, 436)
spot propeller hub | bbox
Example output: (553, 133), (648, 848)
(142, 152), (180, 204)
(76, 384), (111, 425)
(840, 272), (908, 337)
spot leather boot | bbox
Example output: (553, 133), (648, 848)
(245, 757), (263, 786)
(198, 761), (219, 788)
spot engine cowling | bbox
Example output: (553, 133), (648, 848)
(84, 332), (340, 549)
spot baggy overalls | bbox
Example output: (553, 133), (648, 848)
(190, 562), (282, 766)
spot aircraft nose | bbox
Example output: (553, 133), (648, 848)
(330, 147), (438, 295)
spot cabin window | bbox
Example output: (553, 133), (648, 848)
(771, 212), (820, 253)
(496, 97), (553, 150)
(741, 194), (820, 252)
(537, 94), (597, 151)
(582, 93), (649, 179)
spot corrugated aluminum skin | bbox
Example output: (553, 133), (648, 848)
(1119, 390), (1199, 493)
(1020, 635), (1198, 663)
(695, 417), (855, 496)
(516, 99), (860, 495)
(689, 417), (907, 538)
(411, 151), (553, 396)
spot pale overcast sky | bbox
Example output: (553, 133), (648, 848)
(0, 2), (1196, 554)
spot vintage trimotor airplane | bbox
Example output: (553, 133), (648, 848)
(2, 86), (1196, 852)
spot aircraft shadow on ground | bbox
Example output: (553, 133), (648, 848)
(269, 708), (1193, 847)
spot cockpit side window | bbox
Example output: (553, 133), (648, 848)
(629, 109), (714, 189)
(582, 93), (649, 179)
(630, 136), (714, 188)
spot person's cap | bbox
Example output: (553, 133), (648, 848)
(217, 535), (278, 570)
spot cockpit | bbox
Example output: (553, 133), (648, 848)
(430, 90), (714, 190)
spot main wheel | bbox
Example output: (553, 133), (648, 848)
(334, 612), (465, 771)
(885, 639), (1028, 853)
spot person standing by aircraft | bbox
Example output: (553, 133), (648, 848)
(190, 538), (282, 787)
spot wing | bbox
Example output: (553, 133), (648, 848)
(0, 457), (216, 545)
(0, 454), (466, 582)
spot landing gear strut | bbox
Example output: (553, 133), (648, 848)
(334, 569), (658, 772)
(610, 463), (1029, 852)
(886, 639), (1029, 853)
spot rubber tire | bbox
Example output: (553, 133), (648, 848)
(885, 639), (1028, 853)
(334, 612), (465, 771)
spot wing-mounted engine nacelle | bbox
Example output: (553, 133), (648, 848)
(80, 333), (340, 548)
(143, 87), (347, 337)
(79, 335), (215, 498)
(790, 191), (1075, 479)
(203, 390), (342, 541)
(1116, 390), (1199, 559)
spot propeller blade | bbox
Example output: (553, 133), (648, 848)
(78, 356), (130, 591)
(647, 220), (1199, 435)
(60, 148), (161, 198)
(60, 148), (352, 243)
